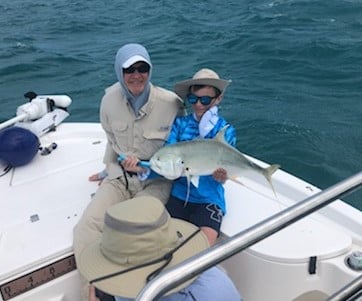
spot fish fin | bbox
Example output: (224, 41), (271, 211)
(190, 175), (200, 188)
(228, 176), (247, 188)
(229, 176), (282, 204)
(262, 164), (280, 198)
(214, 125), (230, 144)
(185, 170), (191, 203)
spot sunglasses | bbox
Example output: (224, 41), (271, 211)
(123, 63), (150, 74)
(187, 94), (216, 106)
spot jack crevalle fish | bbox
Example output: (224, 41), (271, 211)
(149, 127), (280, 196)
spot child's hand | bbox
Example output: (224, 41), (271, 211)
(212, 168), (227, 183)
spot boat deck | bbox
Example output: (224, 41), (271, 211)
(1, 122), (361, 301)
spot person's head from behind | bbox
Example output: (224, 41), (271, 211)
(174, 68), (231, 120)
(77, 196), (209, 298)
(114, 43), (152, 96)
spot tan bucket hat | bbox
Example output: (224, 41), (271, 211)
(174, 68), (231, 100)
(77, 196), (209, 298)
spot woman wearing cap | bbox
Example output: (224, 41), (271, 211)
(73, 43), (184, 300)
(164, 69), (236, 246)
(79, 196), (241, 301)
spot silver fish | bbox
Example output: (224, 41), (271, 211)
(149, 127), (280, 196)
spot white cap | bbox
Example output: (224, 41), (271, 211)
(122, 55), (149, 68)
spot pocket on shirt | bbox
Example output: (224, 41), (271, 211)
(111, 121), (128, 132)
(142, 130), (169, 156)
(143, 130), (169, 141)
(111, 121), (129, 146)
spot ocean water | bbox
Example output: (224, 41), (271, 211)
(0, 0), (361, 209)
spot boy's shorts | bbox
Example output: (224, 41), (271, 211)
(166, 195), (223, 234)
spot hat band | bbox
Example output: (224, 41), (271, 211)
(104, 209), (169, 234)
(90, 229), (201, 285)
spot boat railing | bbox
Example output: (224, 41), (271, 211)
(326, 274), (362, 301)
(135, 171), (362, 301)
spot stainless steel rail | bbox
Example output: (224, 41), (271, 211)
(327, 274), (362, 301)
(135, 171), (362, 301)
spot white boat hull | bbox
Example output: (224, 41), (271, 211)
(1, 122), (361, 301)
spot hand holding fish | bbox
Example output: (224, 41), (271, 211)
(213, 168), (227, 183)
(119, 155), (145, 173)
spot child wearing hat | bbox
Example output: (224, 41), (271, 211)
(78, 196), (241, 300)
(163, 68), (236, 246)
(88, 68), (236, 246)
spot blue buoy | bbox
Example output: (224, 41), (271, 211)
(0, 126), (39, 167)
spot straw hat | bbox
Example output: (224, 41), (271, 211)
(174, 68), (231, 100)
(77, 196), (209, 298)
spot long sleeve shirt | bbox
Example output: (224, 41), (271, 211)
(166, 113), (236, 214)
(100, 82), (183, 180)
(114, 267), (242, 301)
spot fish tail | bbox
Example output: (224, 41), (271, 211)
(262, 164), (280, 198)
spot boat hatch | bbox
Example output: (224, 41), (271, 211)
(222, 178), (352, 264)
(249, 218), (352, 263)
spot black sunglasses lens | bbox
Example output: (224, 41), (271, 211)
(187, 94), (214, 105)
(123, 66), (134, 74)
(187, 95), (198, 104)
(138, 64), (150, 73)
(200, 96), (212, 105)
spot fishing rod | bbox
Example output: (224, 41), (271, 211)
(117, 154), (151, 168)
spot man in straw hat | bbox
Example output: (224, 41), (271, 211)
(162, 68), (237, 246)
(79, 196), (241, 301)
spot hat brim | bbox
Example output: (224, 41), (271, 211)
(78, 219), (208, 298)
(174, 78), (231, 100)
(122, 55), (150, 68)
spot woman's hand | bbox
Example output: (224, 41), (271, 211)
(88, 170), (107, 185)
(120, 155), (145, 173)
